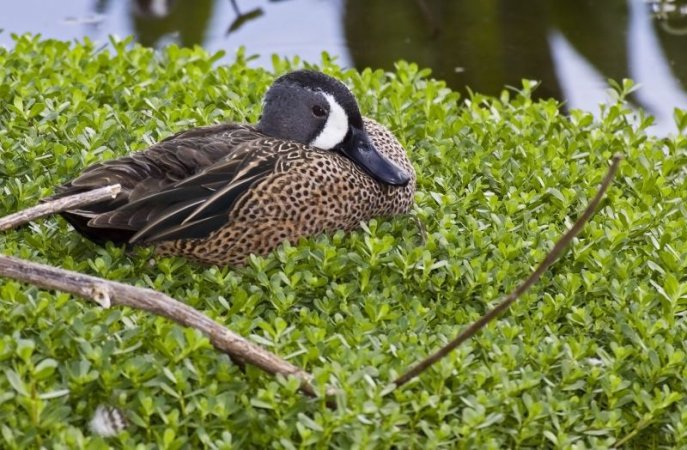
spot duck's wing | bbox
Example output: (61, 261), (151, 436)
(48, 123), (262, 244)
(53, 123), (259, 201)
(86, 139), (310, 244)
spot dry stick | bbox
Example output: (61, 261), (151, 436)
(0, 255), (328, 397)
(394, 154), (623, 388)
(0, 186), (331, 399)
(0, 184), (122, 231)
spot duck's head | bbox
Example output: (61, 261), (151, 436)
(257, 70), (411, 187)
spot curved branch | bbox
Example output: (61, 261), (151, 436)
(0, 255), (329, 397)
(393, 154), (623, 388)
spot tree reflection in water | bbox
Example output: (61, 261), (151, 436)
(345, 0), (687, 131)
(15, 0), (686, 132)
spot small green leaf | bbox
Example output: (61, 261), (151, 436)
(4, 370), (28, 397)
(33, 358), (58, 379)
(15, 339), (35, 363)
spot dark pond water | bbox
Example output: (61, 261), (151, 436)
(2, 0), (686, 134)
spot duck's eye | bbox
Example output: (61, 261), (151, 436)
(312, 105), (327, 118)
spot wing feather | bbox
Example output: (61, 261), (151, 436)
(129, 150), (277, 243)
(46, 123), (264, 244)
(136, 215), (231, 242)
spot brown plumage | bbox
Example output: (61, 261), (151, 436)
(48, 70), (416, 266)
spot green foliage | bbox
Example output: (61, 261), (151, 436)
(1, 34), (687, 449)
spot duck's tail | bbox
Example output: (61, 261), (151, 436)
(43, 182), (137, 247)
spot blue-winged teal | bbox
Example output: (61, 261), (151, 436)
(49, 70), (416, 266)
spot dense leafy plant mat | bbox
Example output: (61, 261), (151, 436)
(0, 34), (686, 449)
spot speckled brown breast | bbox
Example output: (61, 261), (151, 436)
(155, 118), (416, 266)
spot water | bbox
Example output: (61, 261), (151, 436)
(1, 0), (686, 134)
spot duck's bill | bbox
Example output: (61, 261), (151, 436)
(339, 128), (411, 186)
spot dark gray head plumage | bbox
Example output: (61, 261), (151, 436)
(257, 70), (363, 148)
(256, 70), (411, 187)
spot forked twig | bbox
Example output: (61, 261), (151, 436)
(0, 186), (332, 399)
(393, 154), (623, 388)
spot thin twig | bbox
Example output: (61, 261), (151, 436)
(0, 184), (333, 399)
(393, 154), (623, 388)
(0, 184), (121, 231)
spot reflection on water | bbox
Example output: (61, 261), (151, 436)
(1, 0), (686, 133)
(129, 0), (214, 47)
(345, 0), (565, 100)
(629, 0), (687, 133)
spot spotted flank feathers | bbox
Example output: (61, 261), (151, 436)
(47, 70), (416, 266)
(89, 405), (128, 437)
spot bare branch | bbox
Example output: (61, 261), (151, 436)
(393, 154), (623, 388)
(0, 184), (121, 231)
(0, 255), (332, 397)
(0, 183), (333, 400)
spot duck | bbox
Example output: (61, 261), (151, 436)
(48, 70), (416, 266)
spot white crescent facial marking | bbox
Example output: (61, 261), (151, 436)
(310, 93), (349, 150)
